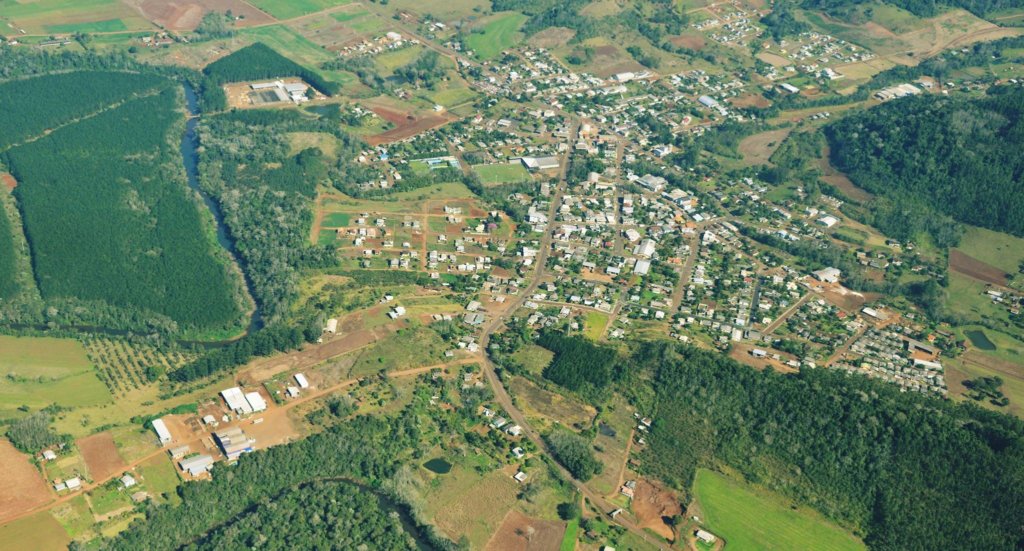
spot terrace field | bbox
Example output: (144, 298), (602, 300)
(693, 469), (866, 551)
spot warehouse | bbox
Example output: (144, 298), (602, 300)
(214, 427), (255, 461)
(151, 418), (172, 444)
(179, 454), (214, 477)
(221, 387), (268, 415)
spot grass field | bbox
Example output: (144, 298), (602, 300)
(583, 311), (610, 340)
(0, 511), (71, 551)
(425, 86), (478, 108)
(50, 495), (94, 539)
(322, 212), (351, 227)
(473, 163), (532, 185)
(465, 12), (527, 60)
(248, 0), (352, 20)
(239, 25), (334, 68)
(0, 336), (111, 413)
(560, 518), (579, 550)
(375, 45), (425, 73)
(693, 469), (865, 551)
(0, 0), (152, 35)
(955, 226), (1024, 275)
(510, 343), (554, 375)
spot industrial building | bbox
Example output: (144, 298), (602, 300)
(179, 454), (214, 477)
(214, 427), (255, 461)
(151, 418), (172, 444)
(221, 387), (268, 415)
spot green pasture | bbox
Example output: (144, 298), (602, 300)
(693, 469), (865, 551)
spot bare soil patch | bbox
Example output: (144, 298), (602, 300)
(1, 173), (16, 191)
(0, 439), (51, 522)
(632, 479), (682, 541)
(485, 510), (566, 551)
(950, 250), (1010, 286)
(817, 149), (873, 203)
(365, 111), (452, 146)
(528, 27), (575, 48)
(737, 127), (792, 166)
(133, 0), (274, 31)
(77, 432), (127, 482)
(671, 34), (706, 50)
(730, 93), (771, 109)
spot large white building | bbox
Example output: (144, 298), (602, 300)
(151, 418), (172, 444)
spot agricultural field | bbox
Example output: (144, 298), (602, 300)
(0, 510), (70, 551)
(954, 226), (1024, 282)
(473, 163), (532, 185)
(248, 0), (353, 20)
(83, 338), (195, 396)
(0, 0), (153, 35)
(0, 335), (110, 414)
(693, 469), (866, 551)
(6, 84), (246, 335)
(464, 12), (528, 60)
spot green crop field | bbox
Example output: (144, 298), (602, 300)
(465, 12), (527, 60)
(693, 469), (865, 551)
(248, 0), (353, 20)
(473, 163), (532, 185)
(44, 18), (126, 33)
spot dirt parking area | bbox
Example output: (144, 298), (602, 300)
(0, 439), (52, 522)
(950, 250), (1009, 287)
(485, 510), (566, 551)
(77, 432), (127, 482)
(632, 479), (682, 541)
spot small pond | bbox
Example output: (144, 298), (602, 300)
(966, 330), (997, 351)
(423, 458), (452, 474)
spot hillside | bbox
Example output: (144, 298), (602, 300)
(825, 87), (1024, 237)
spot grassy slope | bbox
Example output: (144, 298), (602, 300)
(694, 469), (865, 551)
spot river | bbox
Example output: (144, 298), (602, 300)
(181, 83), (263, 337)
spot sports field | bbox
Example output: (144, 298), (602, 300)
(465, 12), (527, 60)
(473, 163), (531, 185)
(693, 469), (865, 551)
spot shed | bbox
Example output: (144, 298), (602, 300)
(294, 373), (310, 389)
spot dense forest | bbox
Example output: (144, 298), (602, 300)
(169, 323), (315, 382)
(801, 0), (1022, 18)
(628, 342), (1024, 550)
(538, 332), (618, 403)
(825, 87), (1024, 237)
(0, 204), (16, 299)
(0, 71), (168, 151)
(3, 83), (244, 332)
(188, 480), (418, 550)
(103, 414), (457, 550)
(203, 43), (340, 96)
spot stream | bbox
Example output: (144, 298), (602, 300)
(181, 83), (264, 338)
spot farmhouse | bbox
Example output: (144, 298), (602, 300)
(817, 215), (839, 228)
(151, 418), (173, 444)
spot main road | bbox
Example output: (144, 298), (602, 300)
(473, 119), (672, 550)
